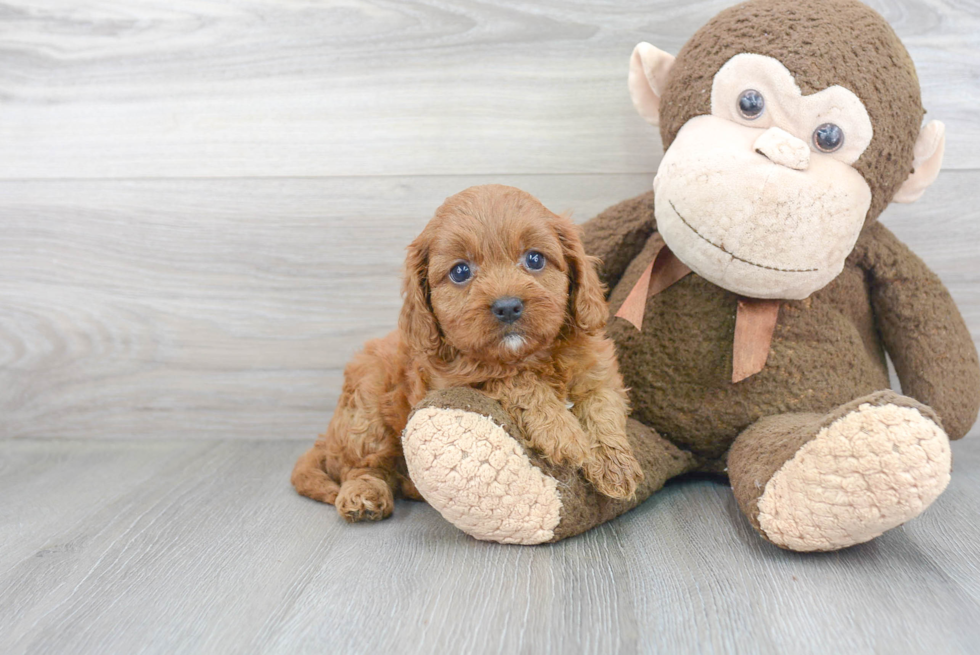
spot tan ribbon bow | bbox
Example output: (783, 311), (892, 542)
(614, 245), (782, 383)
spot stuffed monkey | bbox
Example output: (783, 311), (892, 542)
(401, 0), (980, 550)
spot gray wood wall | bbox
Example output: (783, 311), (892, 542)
(1, 0), (978, 441)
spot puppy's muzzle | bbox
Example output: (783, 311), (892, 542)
(491, 297), (524, 325)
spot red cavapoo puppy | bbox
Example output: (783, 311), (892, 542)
(292, 185), (641, 522)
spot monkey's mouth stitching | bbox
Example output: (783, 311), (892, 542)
(668, 200), (817, 273)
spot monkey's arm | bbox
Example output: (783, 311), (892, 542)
(580, 190), (657, 292)
(858, 221), (980, 439)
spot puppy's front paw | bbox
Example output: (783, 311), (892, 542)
(531, 417), (591, 469)
(335, 477), (394, 522)
(584, 444), (644, 500)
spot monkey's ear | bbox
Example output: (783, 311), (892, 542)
(628, 42), (675, 127)
(892, 120), (945, 204)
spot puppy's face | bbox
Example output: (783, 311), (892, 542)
(400, 185), (607, 364)
(429, 211), (568, 362)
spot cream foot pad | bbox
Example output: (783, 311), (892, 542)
(757, 402), (952, 551)
(403, 407), (562, 545)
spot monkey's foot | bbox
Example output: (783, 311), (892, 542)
(402, 392), (562, 545)
(402, 388), (696, 545)
(747, 392), (952, 551)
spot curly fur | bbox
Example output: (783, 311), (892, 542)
(291, 184), (641, 522)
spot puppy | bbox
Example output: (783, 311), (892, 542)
(292, 184), (642, 522)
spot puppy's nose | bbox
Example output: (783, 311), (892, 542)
(491, 297), (524, 324)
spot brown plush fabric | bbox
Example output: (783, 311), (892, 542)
(411, 386), (524, 446)
(548, 419), (697, 542)
(590, 189), (980, 461)
(401, 0), (979, 547)
(602, 219), (889, 462)
(727, 390), (939, 538)
(579, 190), (657, 290)
(410, 388), (697, 541)
(660, 0), (924, 224)
(856, 222), (980, 439)
(405, 202), (978, 544)
(728, 412), (825, 536)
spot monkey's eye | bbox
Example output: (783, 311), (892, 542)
(523, 250), (546, 271)
(812, 123), (844, 153)
(737, 89), (765, 119)
(449, 262), (472, 284)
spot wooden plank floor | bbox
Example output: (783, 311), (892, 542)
(1, 0), (979, 653)
(0, 437), (978, 655)
(1, 172), (977, 441)
(0, 0), (978, 177)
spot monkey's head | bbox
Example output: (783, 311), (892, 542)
(630, 0), (945, 299)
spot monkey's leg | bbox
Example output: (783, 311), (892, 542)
(728, 390), (952, 552)
(401, 388), (696, 544)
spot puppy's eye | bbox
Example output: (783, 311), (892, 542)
(523, 250), (545, 271)
(449, 262), (472, 284)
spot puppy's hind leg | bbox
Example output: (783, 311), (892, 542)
(329, 399), (402, 522)
(292, 334), (408, 523)
(291, 443), (341, 504)
(293, 404), (401, 522)
(335, 470), (397, 523)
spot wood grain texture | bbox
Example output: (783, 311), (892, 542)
(0, 173), (653, 439)
(1, 2), (978, 653)
(1, 171), (977, 440)
(0, 437), (978, 655)
(0, 0), (977, 178)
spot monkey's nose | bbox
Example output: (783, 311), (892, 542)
(753, 127), (810, 171)
(491, 297), (524, 324)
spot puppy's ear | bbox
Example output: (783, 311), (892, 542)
(398, 232), (442, 356)
(555, 214), (608, 335)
